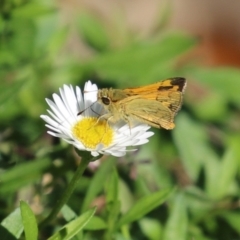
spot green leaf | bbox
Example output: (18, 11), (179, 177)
(61, 205), (77, 222)
(47, 27), (69, 57)
(84, 216), (107, 230)
(81, 157), (115, 212)
(188, 88), (227, 121)
(163, 194), (188, 240)
(0, 80), (26, 110)
(105, 168), (119, 204)
(12, 2), (54, 19)
(0, 158), (52, 193)
(187, 67), (240, 105)
(211, 135), (240, 199)
(20, 201), (38, 240)
(221, 212), (240, 234)
(35, 14), (59, 50)
(0, 207), (23, 239)
(77, 13), (109, 51)
(104, 169), (121, 237)
(61, 205), (107, 230)
(48, 208), (96, 240)
(117, 188), (173, 228)
(108, 201), (121, 233)
(84, 33), (196, 84)
(139, 218), (163, 240)
(155, 0), (172, 30)
(173, 113), (220, 182)
(118, 179), (135, 213)
(183, 187), (212, 222)
(61, 205), (107, 231)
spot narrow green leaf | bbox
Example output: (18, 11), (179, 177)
(84, 33), (196, 83)
(81, 158), (115, 212)
(212, 135), (240, 199)
(20, 201), (38, 240)
(77, 13), (109, 51)
(118, 179), (135, 213)
(61, 205), (106, 230)
(0, 80), (26, 109)
(0, 158), (51, 182)
(48, 208), (96, 240)
(0, 158), (52, 193)
(173, 113), (204, 180)
(221, 212), (240, 234)
(183, 187), (212, 221)
(0, 208), (23, 239)
(204, 157), (222, 199)
(84, 216), (107, 230)
(12, 2), (54, 18)
(104, 169), (121, 237)
(61, 205), (77, 222)
(173, 113), (220, 182)
(187, 67), (240, 104)
(117, 188), (173, 228)
(105, 200), (121, 239)
(163, 194), (188, 240)
(155, 0), (172, 29)
(47, 27), (69, 56)
(105, 168), (119, 204)
(188, 89), (227, 121)
(139, 218), (163, 240)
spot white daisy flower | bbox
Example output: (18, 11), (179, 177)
(40, 81), (154, 157)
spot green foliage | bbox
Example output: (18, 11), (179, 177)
(117, 188), (173, 228)
(0, 207), (23, 239)
(20, 201), (38, 240)
(82, 33), (196, 84)
(77, 13), (110, 52)
(163, 194), (188, 240)
(48, 208), (96, 240)
(1, 1), (240, 239)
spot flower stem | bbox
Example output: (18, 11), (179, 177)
(40, 151), (96, 228)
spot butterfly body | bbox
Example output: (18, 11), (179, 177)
(97, 77), (186, 129)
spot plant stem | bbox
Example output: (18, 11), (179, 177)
(40, 151), (94, 228)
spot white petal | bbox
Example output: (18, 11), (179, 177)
(76, 86), (84, 114)
(83, 81), (98, 116)
(133, 139), (149, 146)
(46, 98), (70, 125)
(59, 85), (78, 120)
(52, 94), (73, 124)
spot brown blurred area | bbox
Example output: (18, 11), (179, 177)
(59, 0), (240, 67)
(171, 0), (240, 67)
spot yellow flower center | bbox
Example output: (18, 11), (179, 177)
(72, 117), (114, 149)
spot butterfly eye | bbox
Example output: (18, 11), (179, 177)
(102, 97), (110, 105)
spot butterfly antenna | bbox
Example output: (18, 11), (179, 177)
(77, 101), (100, 116)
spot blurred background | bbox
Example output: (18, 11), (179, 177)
(1, 0), (240, 239)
